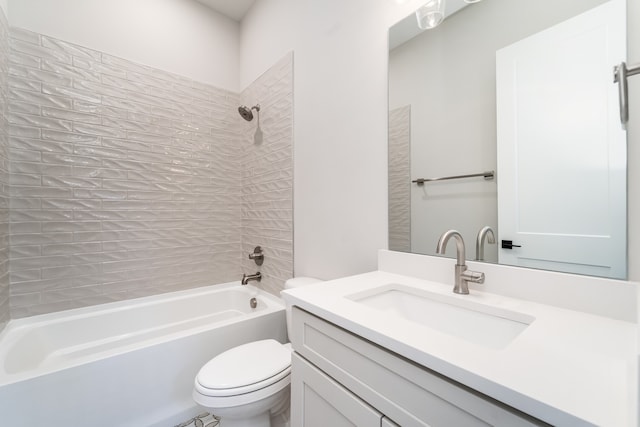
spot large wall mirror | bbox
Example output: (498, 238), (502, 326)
(388, 0), (628, 279)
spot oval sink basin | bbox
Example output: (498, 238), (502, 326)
(346, 284), (535, 349)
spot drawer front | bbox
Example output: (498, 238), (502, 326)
(291, 353), (382, 426)
(291, 307), (547, 427)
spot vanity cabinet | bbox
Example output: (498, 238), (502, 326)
(290, 307), (548, 427)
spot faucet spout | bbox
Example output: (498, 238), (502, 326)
(241, 272), (262, 285)
(435, 229), (484, 294)
(436, 229), (466, 265)
(475, 226), (495, 261)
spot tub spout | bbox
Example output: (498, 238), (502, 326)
(241, 272), (262, 285)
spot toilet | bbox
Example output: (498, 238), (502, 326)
(192, 277), (321, 427)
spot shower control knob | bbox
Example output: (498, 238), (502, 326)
(249, 246), (264, 266)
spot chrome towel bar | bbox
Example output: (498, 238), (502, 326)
(412, 170), (494, 186)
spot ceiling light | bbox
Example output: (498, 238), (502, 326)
(416, 0), (446, 30)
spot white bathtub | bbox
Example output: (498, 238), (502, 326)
(0, 283), (287, 427)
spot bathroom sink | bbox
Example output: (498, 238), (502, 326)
(346, 284), (534, 349)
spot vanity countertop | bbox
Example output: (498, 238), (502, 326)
(282, 270), (638, 426)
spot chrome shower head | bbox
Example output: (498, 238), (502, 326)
(238, 104), (260, 121)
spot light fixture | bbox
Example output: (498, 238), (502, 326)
(415, 0), (446, 30)
(464, 0), (482, 3)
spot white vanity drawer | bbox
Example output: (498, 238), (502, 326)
(291, 307), (548, 427)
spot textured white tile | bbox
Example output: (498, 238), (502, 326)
(74, 79), (128, 99)
(8, 124), (41, 139)
(8, 100), (40, 116)
(74, 144), (127, 160)
(10, 173), (41, 186)
(42, 83), (101, 104)
(12, 39), (71, 64)
(42, 106), (101, 125)
(3, 31), (296, 316)
(10, 221), (41, 233)
(10, 245), (42, 259)
(42, 241), (101, 254)
(41, 198), (101, 211)
(73, 189), (127, 200)
(73, 122), (126, 138)
(42, 129), (100, 145)
(42, 175), (102, 189)
(73, 100), (128, 119)
(41, 59), (102, 83)
(8, 112), (73, 132)
(9, 27), (40, 45)
(9, 87), (73, 109)
(10, 186), (74, 199)
(72, 166), (128, 180)
(11, 232), (73, 246)
(10, 292), (41, 308)
(41, 262), (101, 279)
(74, 56), (127, 78)
(10, 64), (73, 88)
(10, 149), (42, 163)
(10, 268), (42, 283)
(8, 76), (41, 92)
(10, 51), (40, 69)
(41, 36), (101, 61)
(11, 161), (71, 176)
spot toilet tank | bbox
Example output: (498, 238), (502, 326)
(283, 277), (322, 338)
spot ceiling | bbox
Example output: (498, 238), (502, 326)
(194, 0), (257, 21)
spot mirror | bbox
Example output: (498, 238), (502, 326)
(388, 0), (628, 279)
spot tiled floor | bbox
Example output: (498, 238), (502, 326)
(174, 412), (220, 427)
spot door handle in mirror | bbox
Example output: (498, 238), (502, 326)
(501, 240), (522, 250)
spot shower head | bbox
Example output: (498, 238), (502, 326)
(238, 104), (260, 121)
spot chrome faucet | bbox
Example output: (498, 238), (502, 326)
(475, 226), (495, 261)
(241, 272), (262, 285)
(435, 230), (484, 294)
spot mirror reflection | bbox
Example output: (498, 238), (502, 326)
(388, 0), (627, 279)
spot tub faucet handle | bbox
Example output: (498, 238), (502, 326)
(248, 246), (264, 266)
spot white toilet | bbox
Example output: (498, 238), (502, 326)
(192, 277), (321, 427)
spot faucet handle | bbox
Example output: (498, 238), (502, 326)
(248, 246), (264, 266)
(462, 270), (484, 284)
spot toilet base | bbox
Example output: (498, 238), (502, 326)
(197, 385), (290, 427)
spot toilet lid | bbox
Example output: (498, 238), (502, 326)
(197, 339), (291, 392)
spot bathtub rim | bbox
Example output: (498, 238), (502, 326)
(0, 282), (284, 386)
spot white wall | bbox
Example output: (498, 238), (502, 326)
(8, 0), (240, 91)
(242, 0), (424, 280)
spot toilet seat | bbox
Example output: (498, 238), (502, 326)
(195, 339), (292, 398)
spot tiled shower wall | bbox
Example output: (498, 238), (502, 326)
(240, 54), (293, 296)
(388, 105), (411, 253)
(6, 27), (293, 318)
(0, 8), (9, 330)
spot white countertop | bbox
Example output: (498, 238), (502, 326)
(282, 270), (638, 426)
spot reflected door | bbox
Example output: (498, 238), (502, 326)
(496, 0), (626, 278)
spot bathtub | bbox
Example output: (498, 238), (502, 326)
(0, 282), (287, 427)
